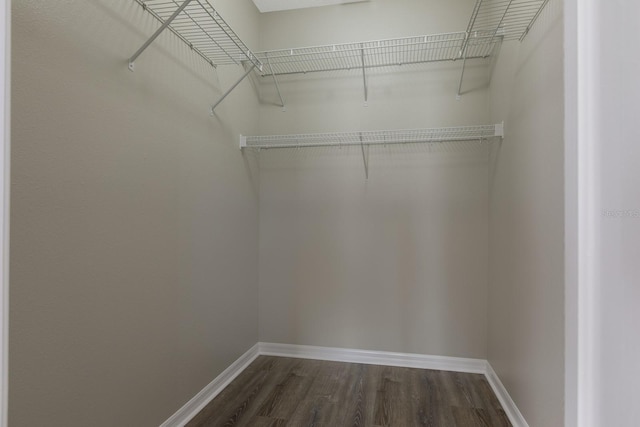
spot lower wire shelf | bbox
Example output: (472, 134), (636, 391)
(240, 124), (504, 150)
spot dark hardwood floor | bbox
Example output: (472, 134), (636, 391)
(186, 356), (511, 427)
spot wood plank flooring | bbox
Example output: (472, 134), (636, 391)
(186, 356), (511, 427)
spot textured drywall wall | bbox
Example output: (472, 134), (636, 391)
(256, 0), (491, 358)
(487, 0), (565, 425)
(10, 1), (260, 425)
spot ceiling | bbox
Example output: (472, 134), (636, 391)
(251, 0), (368, 13)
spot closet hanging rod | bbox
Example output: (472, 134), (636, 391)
(255, 32), (498, 77)
(240, 124), (504, 150)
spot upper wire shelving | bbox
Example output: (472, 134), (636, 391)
(456, 0), (550, 96)
(126, 0), (549, 116)
(256, 32), (495, 77)
(254, 0), (551, 105)
(254, 31), (497, 108)
(129, 0), (263, 111)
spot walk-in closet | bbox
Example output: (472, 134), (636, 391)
(7, 0), (640, 426)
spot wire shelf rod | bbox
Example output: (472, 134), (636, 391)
(240, 125), (503, 150)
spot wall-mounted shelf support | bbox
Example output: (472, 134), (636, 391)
(130, 0), (263, 111)
(360, 46), (368, 106)
(211, 63), (256, 113)
(457, 0), (483, 99)
(457, 0), (549, 99)
(265, 54), (286, 111)
(359, 133), (369, 178)
(456, 37), (469, 100)
(129, 0), (194, 72)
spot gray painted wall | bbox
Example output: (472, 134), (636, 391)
(258, 144), (491, 357)
(584, 1), (640, 425)
(487, 0), (565, 425)
(10, 1), (260, 425)
(256, 0), (492, 358)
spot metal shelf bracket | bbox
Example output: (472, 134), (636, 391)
(211, 63), (256, 113)
(130, 0), (263, 112)
(266, 54), (286, 112)
(457, 0), (550, 98)
(360, 45), (368, 106)
(129, 0), (195, 72)
(359, 133), (369, 179)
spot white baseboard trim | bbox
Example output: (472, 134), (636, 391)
(258, 342), (487, 374)
(160, 343), (260, 427)
(161, 342), (528, 427)
(485, 363), (529, 427)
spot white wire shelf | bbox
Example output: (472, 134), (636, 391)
(131, 0), (262, 69)
(456, 0), (549, 97)
(466, 0), (550, 42)
(254, 0), (550, 79)
(253, 1), (550, 103)
(256, 32), (497, 77)
(240, 124), (503, 150)
(129, 0), (263, 111)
